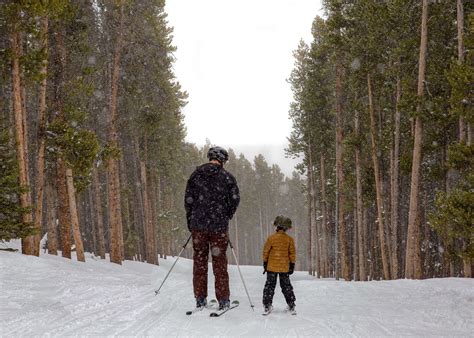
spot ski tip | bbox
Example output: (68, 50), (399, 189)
(186, 311), (193, 315)
(231, 300), (239, 305)
(209, 312), (218, 317)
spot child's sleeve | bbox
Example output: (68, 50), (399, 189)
(263, 237), (271, 262)
(289, 237), (296, 263)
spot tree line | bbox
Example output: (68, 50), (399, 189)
(287, 0), (473, 280)
(1, 0), (307, 268)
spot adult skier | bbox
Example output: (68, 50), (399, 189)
(184, 146), (240, 311)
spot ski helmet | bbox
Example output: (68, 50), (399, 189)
(207, 146), (229, 164)
(273, 215), (292, 229)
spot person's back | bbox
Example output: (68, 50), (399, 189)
(264, 231), (296, 273)
(262, 215), (296, 315)
(184, 146), (240, 311)
(185, 162), (239, 232)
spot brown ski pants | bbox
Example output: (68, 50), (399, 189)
(192, 230), (230, 301)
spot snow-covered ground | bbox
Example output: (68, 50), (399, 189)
(1, 244), (473, 337)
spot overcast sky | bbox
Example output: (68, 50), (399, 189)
(165, 0), (324, 176)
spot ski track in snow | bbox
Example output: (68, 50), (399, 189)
(1, 249), (473, 337)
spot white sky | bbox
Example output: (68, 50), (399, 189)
(165, 0), (324, 175)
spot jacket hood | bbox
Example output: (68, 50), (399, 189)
(197, 162), (222, 176)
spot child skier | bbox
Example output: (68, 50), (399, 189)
(262, 215), (296, 315)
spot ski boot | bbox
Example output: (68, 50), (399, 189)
(196, 297), (207, 309)
(218, 299), (230, 311)
(286, 303), (296, 315)
(262, 304), (273, 315)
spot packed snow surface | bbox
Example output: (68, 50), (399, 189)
(1, 247), (473, 337)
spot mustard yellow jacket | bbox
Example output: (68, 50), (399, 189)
(263, 230), (296, 273)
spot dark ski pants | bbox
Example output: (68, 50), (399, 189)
(263, 272), (296, 306)
(192, 230), (230, 302)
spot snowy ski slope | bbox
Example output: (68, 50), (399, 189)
(1, 246), (473, 337)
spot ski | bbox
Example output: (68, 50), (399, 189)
(185, 299), (217, 316)
(262, 306), (296, 316)
(185, 307), (204, 316)
(209, 300), (239, 317)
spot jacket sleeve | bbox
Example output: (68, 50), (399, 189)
(227, 174), (240, 219)
(184, 173), (195, 230)
(263, 237), (272, 262)
(289, 237), (296, 264)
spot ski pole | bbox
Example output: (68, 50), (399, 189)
(154, 234), (192, 296)
(228, 239), (255, 310)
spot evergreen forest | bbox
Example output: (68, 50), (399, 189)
(1, 0), (472, 281)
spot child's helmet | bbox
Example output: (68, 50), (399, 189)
(273, 215), (292, 229)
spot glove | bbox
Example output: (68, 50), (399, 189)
(263, 262), (267, 275)
(289, 263), (295, 275)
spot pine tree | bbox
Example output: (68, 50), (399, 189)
(405, 0), (429, 280)
(430, 11), (474, 278)
(0, 123), (34, 242)
(6, 2), (35, 255)
(106, 0), (125, 265)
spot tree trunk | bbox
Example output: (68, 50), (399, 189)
(414, 203), (423, 279)
(119, 158), (130, 260)
(457, 0), (467, 143)
(11, 27), (34, 255)
(307, 144), (314, 275)
(308, 142), (318, 276)
(149, 170), (159, 265)
(390, 74), (401, 279)
(334, 182), (339, 280)
(65, 168), (85, 262)
(367, 73), (391, 280)
(46, 178), (58, 255)
(353, 206), (359, 281)
(32, 16), (49, 256)
(166, 190), (173, 256)
(355, 109), (367, 281)
(52, 19), (72, 259)
(141, 160), (151, 261)
(463, 111), (472, 278)
(107, 1), (125, 264)
(455, 0), (472, 279)
(87, 186), (97, 256)
(57, 159), (71, 258)
(320, 152), (328, 278)
(131, 138), (146, 260)
(459, 120), (466, 143)
(140, 141), (157, 265)
(365, 208), (374, 280)
(92, 167), (106, 259)
(313, 170), (320, 277)
(468, 124), (472, 145)
(335, 55), (350, 281)
(19, 33), (31, 222)
(163, 179), (172, 257)
(463, 251), (472, 278)
(157, 174), (164, 259)
(406, 0), (428, 280)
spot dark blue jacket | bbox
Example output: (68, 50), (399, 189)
(184, 163), (240, 232)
